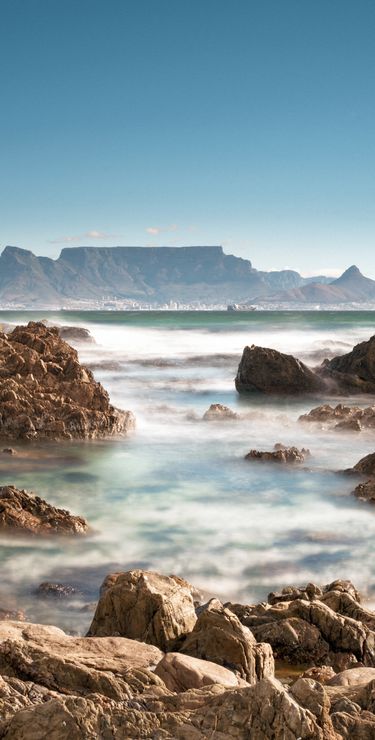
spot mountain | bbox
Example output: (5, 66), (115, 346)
(0, 244), (328, 307)
(260, 265), (375, 304)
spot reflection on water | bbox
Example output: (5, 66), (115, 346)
(0, 310), (375, 634)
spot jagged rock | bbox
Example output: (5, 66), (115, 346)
(0, 677), (327, 739)
(87, 570), (197, 651)
(179, 598), (274, 684)
(202, 403), (239, 421)
(300, 666), (336, 684)
(0, 486), (88, 536)
(300, 403), (375, 430)
(353, 480), (375, 503)
(245, 445), (310, 464)
(226, 580), (375, 669)
(235, 344), (325, 394)
(154, 652), (244, 691)
(35, 582), (80, 599)
(0, 321), (134, 440)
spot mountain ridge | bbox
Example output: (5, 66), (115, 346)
(0, 245), (372, 306)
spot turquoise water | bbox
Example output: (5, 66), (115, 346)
(0, 310), (375, 634)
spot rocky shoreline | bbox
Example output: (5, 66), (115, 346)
(0, 570), (375, 737)
(1, 323), (375, 737)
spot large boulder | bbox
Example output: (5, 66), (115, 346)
(0, 486), (88, 536)
(87, 570), (197, 651)
(0, 621), (164, 700)
(227, 580), (375, 670)
(322, 335), (375, 392)
(179, 598), (274, 684)
(0, 322), (134, 440)
(235, 345), (325, 394)
(154, 652), (244, 691)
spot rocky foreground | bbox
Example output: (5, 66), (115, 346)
(0, 322), (134, 440)
(235, 334), (375, 395)
(1, 570), (375, 737)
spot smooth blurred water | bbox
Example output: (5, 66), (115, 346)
(0, 310), (375, 634)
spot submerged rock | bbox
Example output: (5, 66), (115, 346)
(87, 570), (197, 651)
(235, 344), (324, 394)
(56, 326), (95, 343)
(353, 480), (375, 503)
(0, 321), (134, 440)
(202, 403), (239, 421)
(0, 486), (88, 536)
(35, 582), (80, 600)
(245, 445), (310, 464)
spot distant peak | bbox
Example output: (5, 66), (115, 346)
(341, 265), (362, 277)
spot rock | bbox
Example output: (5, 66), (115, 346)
(35, 582), (80, 599)
(322, 335), (375, 393)
(300, 666), (336, 684)
(154, 652), (244, 691)
(0, 676), (327, 739)
(0, 620), (164, 700)
(235, 344), (325, 394)
(179, 598), (274, 684)
(0, 486), (88, 536)
(0, 321), (134, 440)
(1, 448), (17, 455)
(87, 570), (197, 651)
(245, 445), (310, 464)
(351, 452), (375, 476)
(227, 579), (375, 669)
(328, 667), (375, 686)
(56, 326), (94, 343)
(300, 403), (375, 431)
(353, 480), (375, 503)
(202, 403), (239, 421)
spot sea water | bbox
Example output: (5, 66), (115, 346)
(0, 310), (374, 634)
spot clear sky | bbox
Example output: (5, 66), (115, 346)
(1, 0), (375, 276)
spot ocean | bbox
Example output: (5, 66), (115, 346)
(1, 309), (375, 634)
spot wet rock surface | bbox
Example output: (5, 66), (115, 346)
(0, 486), (88, 536)
(235, 344), (325, 394)
(202, 403), (239, 421)
(345, 452), (375, 504)
(300, 403), (375, 430)
(1, 571), (375, 737)
(0, 321), (134, 440)
(245, 445), (310, 464)
(236, 335), (375, 395)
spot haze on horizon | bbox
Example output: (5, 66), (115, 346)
(1, 0), (375, 278)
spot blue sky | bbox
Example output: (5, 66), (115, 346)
(1, 0), (375, 276)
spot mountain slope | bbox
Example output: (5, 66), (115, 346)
(259, 265), (375, 304)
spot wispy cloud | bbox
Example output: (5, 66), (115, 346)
(48, 230), (119, 244)
(145, 224), (178, 236)
(301, 267), (343, 278)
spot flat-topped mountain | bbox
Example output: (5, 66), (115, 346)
(0, 245), (372, 306)
(0, 244), (324, 306)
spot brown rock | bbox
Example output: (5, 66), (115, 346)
(0, 486), (88, 536)
(352, 452), (375, 476)
(353, 480), (375, 503)
(202, 403), (239, 421)
(87, 570), (197, 651)
(245, 445), (310, 464)
(0, 322), (134, 440)
(322, 335), (375, 393)
(227, 579), (375, 669)
(328, 667), (375, 686)
(300, 665), (336, 684)
(154, 652), (243, 691)
(180, 598), (274, 684)
(235, 344), (325, 394)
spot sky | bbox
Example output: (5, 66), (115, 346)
(1, 0), (375, 277)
